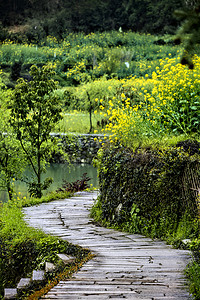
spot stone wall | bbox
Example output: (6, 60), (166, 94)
(50, 133), (104, 164)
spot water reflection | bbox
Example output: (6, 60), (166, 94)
(0, 163), (98, 202)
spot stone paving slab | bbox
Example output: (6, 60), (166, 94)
(23, 191), (192, 300)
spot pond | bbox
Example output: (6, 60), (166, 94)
(0, 163), (98, 202)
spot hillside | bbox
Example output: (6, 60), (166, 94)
(0, 0), (184, 41)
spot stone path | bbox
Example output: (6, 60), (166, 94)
(23, 191), (192, 300)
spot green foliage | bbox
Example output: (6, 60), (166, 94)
(0, 31), (181, 87)
(0, 134), (26, 199)
(93, 142), (200, 239)
(98, 54), (200, 149)
(90, 197), (104, 225)
(123, 203), (143, 234)
(7, 190), (72, 208)
(71, 77), (122, 109)
(0, 0), (183, 37)
(10, 65), (63, 198)
(174, 1), (200, 68)
(67, 77), (123, 131)
(0, 78), (26, 199)
(0, 42), (52, 65)
(185, 261), (200, 300)
(0, 191), (88, 299)
(55, 111), (102, 134)
(141, 54), (200, 135)
(0, 204), (48, 293)
(92, 140), (200, 299)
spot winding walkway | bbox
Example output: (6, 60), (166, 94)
(23, 191), (192, 300)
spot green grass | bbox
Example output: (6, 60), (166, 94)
(8, 190), (72, 208)
(0, 190), (89, 299)
(55, 111), (104, 134)
(185, 261), (200, 300)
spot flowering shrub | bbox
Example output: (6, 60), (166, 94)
(142, 55), (200, 134)
(66, 61), (91, 84)
(96, 77), (154, 146)
(99, 53), (200, 147)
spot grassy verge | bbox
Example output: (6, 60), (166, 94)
(26, 252), (95, 300)
(0, 190), (91, 299)
(185, 260), (200, 299)
(8, 190), (72, 208)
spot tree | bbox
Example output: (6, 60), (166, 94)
(0, 78), (26, 200)
(10, 65), (63, 198)
(0, 133), (26, 200)
(174, 0), (200, 68)
(146, 0), (183, 33)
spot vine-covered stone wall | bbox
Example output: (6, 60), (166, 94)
(94, 140), (200, 238)
(51, 134), (104, 164)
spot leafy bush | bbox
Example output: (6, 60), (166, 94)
(91, 140), (200, 300)
(185, 261), (200, 300)
(93, 142), (200, 240)
(56, 173), (91, 193)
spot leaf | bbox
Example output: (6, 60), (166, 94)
(193, 121), (200, 126)
(190, 106), (197, 110)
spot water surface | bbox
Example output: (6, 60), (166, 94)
(0, 163), (98, 202)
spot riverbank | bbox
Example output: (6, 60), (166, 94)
(0, 163), (98, 203)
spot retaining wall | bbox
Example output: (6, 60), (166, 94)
(50, 133), (104, 164)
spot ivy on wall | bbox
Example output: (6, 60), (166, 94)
(93, 140), (200, 239)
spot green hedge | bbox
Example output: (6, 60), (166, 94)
(93, 140), (200, 240)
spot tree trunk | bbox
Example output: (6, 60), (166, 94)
(37, 107), (42, 198)
(7, 180), (13, 200)
(89, 108), (93, 133)
(87, 92), (93, 133)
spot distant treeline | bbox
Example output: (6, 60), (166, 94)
(0, 0), (186, 39)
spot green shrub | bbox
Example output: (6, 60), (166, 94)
(185, 261), (200, 300)
(93, 142), (200, 239)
